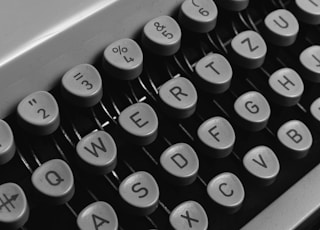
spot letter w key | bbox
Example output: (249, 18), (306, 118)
(76, 131), (117, 174)
(84, 137), (106, 157)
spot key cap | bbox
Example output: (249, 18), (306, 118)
(234, 91), (271, 131)
(31, 159), (75, 205)
(76, 130), (117, 174)
(159, 77), (197, 119)
(215, 0), (249, 11)
(230, 30), (267, 69)
(0, 183), (29, 230)
(160, 143), (199, 186)
(17, 91), (60, 135)
(77, 201), (118, 230)
(179, 0), (218, 33)
(103, 38), (143, 80)
(300, 45), (320, 82)
(170, 201), (208, 230)
(119, 103), (158, 145)
(142, 15), (182, 56)
(310, 97), (320, 128)
(61, 64), (103, 107)
(243, 146), (280, 186)
(195, 53), (233, 94)
(197, 116), (235, 158)
(264, 9), (299, 46)
(268, 68), (304, 106)
(277, 120), (313, 159)
(207, 172), (245, 213)
(0, 120), (15, 165)
(241, 162), (320, 230)
(119, 171), (159, 216)
(295, 0), (320, 25)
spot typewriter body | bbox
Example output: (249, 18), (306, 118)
(1, 0), (320, 229)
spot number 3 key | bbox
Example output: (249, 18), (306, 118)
(17, 91), (60, 135)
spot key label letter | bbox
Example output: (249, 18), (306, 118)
(171, 153), (188, 169)
(129, 111), (149, 128)
(219, 183), (234, 197)
(169, 86), (188, 101)
(286, 129), (303, 143)
(245, 101), (260, 114)
(131, 182), (149, 198)
(208, 125), (220, 142)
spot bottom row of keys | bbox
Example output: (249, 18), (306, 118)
(0, 169), (245, 229)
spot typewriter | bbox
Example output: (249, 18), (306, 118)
(1, 0), (320, 229)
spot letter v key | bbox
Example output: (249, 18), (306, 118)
(252, 154), (267, 168)
(243, 146), (280, 185)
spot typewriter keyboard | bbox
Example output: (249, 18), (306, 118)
(2, 0), (320, 229)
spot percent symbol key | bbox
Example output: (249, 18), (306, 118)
(103, 38), (143, 80)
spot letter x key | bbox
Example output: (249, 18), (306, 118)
(170, 201), (208, 230)
(181, 210), (199, 227)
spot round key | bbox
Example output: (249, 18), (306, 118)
(234, 91), (271, 131)
(295, 0), (320, 25)
(17, 91), (60, 135)
(61, 64), (103, 107)
(119, 103), (158, 145)
(170, 201), (208, 230)
(268, 68), (304, 106)
(0, 183), (29, 230)
(230, 30), (267, 69)
(277, 120), (313, 159)
(215, 0), (249, 11)
(119, 171), (159, 216)
(0, 120), (15, 165)
(31, 159), (75, 205)
(195, 53), (233, 94)
(299, 45), (320, 82)
(160, 143), (199, 186)
(197, 116), (235, 158)
(310, 97), (320, 128)
(142, 15), (182, 56)
(264, 9), (299, 46)
(207, 172), (244, 213)
(76, 130), (117, 174)
(243, 146), (280, 186)
(103, 38), (143, 80)
(77, 201), (118, 230)
(159, 77), (197, 119)
(179, 0), (218, 33)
